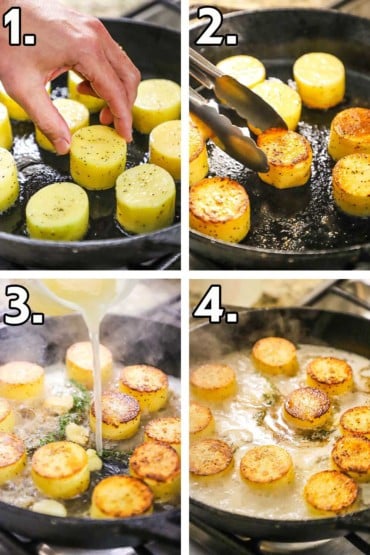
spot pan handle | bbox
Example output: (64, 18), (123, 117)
(336, 510), (370, 533)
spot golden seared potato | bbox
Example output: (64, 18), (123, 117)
(129, 441), (180, 501)
(257, 129), (312, 189)
(0, 361), (44, 401)
(189, 122), (209, 187)
(190, 363), (236, 402)
(190, 113), (214, 142)
(31, 441), (90, 499)
(149, 120), (181, 180)
(189, 177), (250, 243)
(216, 55), (266, 89)
(252, 337), (298, 376)
(240, 445), (294, 489)
(133, 79), (181, 134)
(304, 470), (358, 515)
(306, 356), (353, 396)
(26, 182), (89, 241)
(283, 387), (331, 430)
(190, 438), (233, 480)
(328, 107), (370, 161)
(35, 98), (89, 152)
(90, 391), (141, 441)
(332, 436), (370, 482)
(116, 163), (176, 234)
(332, 153), (370, 217)
(68, 70), (106, 113)
(119, 364), (169, 413)
(340, 406), (370, 440)
(250, 79), (302, 132)
(0, 103), (12, 150)
(144, 417), (181, 455)
(0, 81), (50, 121)
(293, 52), (345, 110)
(91, 475), (153, 519)
(0, 148), (19, 213)
(0, 432), (26, 485)
(66, 341), (113, 390)
(190, 402), (215, 441)
(0, 399), (15, 432)
(70, 125), (126, 190)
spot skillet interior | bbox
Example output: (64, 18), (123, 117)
(0, 313), (180, 548)
(190, 9), (370, 268)
(190, 308), (370, 541)
(0, 18), (180, 269)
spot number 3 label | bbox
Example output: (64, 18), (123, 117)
(3, 285), (44, 326)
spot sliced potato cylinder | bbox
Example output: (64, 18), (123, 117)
(133, 79), (181, 134)
(189, 122), (209, 186)
(0, 399), (15, 432)
(0, 103), (12, 150)
(66, 341), (113, 390)
(190, 402), (215, 441)
(90, 391), (141, 441)
(240, 445), (294, 489)
(144, 416), (181, 454)
(304, 470), (358, 515)
(0, 81), (51, 121)
(149, 120), (181, 180)
(116, 163), (176, 234)
(119, 364), (169, 412)
(306, 356), (353, 395)
(70, 125), (126, 190)
(252, 337), (298, 376)
(35, 98), (89, 152)
(0, 148), (19, 213)
(0, 361), (44, 400)
(250, 79), (302, 132)
(26, 182), (89, 241)
(332, 436), (370, 482)
(257, 129), (312, 189)
(129, 441), (180, 501)
(190, 113), (214, 142)
(283, 387), (331, 429)
(0, 433), (26, 485)
(31, 441), (90, 499)
(190, 363), (236, 402)
(216, 55), (266, 88)
(190, 438), (233, 480)
(340, 406), (370, 439)
(328, 107), (370, 161)
(293, 52), (345, 110)
(332, 153), (370, 217)
(68, 70), (106, 113)
(91, 475), (153, 518)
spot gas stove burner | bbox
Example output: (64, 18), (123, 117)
(259, 540), (331, 553)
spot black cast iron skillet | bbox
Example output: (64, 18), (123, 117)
(0, 313), (180, 548)
(190, 307), (370, 543)
(190, 9), (370, 269)
(0, 18), (180, 269)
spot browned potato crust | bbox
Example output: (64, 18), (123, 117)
(332, 436), (370, 481)
(283, 387), (331, 429)
(190, 438), (233, 477)
(304, 470), (358, 514)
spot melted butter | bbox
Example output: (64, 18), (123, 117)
(190, 343), (370, 520)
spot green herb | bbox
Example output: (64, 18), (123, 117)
(254, 409), (267, 426)
(101, 448), (133, 465)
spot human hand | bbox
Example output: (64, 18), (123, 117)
(0, 0), (140, 153)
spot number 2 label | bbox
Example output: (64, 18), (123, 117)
(195, 7), (238, 47)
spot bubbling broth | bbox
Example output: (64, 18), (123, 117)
(190, 343), (370, 520)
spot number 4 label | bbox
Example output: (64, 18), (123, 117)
(192, 285), (239, 324)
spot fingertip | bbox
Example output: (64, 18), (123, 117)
(54, 138), (71, 155)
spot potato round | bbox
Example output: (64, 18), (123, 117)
(250, 79), (302, 132)
(340, 406), (370, 440)
(306, 356), (353, 396)
(190, 363), (236, 402)
(0, 433), (26, 485)
(252, 337), (298, 376)
(0, 399), (15, 432)
(133, 79), (181, 134)
(216, 55), (266, 88)
(144, 416), (181, 454)
(304, 470), (358, 515)
(190, 113), (214, 142)
(190, 177), (250, 243)
(35, 98), (89, 152)
(0, 103), (12, 150)
(293, 52), (345, 110)
(0, 81), (50, 121)
(91, 475), (153, 518)
(68, 70), (106, 113)
(190, 438), (233, 479)
(332, 436), (370, 482)
(332, 153), (370, 217)
(119, 364), (169, 412)
(26, 182), (89, 241)
(90, 391), (141, 440)
(190, 402), (215, 440)
(149, 120), (181, 180)
(257, 129), (312, 189)
(66, 341), (113, 390)
(240, 445), (294, 489)
(130, 441), (180, 501)
(283, 387), (331, 429)
(116, 163), (176, 234)
(0, 361), (44, 400)
(31, 441), (90, 499)
(328, 107), (370, 161)
(189, 122), (209, 187)
(0, 148), (19, 213)
(70, 125), (127, 190)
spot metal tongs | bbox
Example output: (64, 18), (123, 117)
(190, 47), (288, 172)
